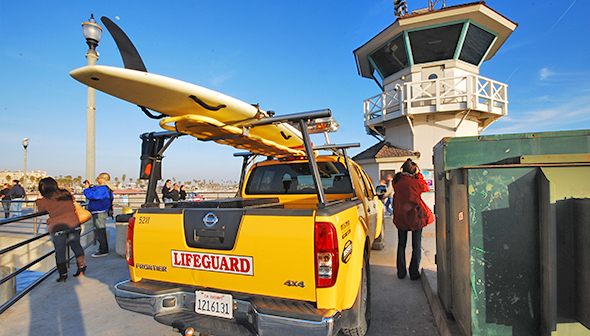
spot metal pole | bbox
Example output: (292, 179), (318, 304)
(299, 119), (327, 208)
(33, 202), (38, 236)
(86, 49), (98, 184)
(23, 147), (27, 192)
(0, 266), (16, 306)
(235, 154), (253, 197)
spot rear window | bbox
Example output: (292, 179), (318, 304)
(245, 161), (353, 195)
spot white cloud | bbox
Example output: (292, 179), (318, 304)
(537, 68), (590, 82)
(539, 68), (553, 80)
(485, 94), (590, 134)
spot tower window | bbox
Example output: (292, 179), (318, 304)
(408, 23), (463, 64)
(459, 24), (496, 66)
(369, 34), (409, 79)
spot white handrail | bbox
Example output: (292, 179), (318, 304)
(364, 74), (508, 123)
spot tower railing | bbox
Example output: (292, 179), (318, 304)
(364, 74), (508, 126)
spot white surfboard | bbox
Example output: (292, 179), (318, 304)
(70, 65), (305, 157)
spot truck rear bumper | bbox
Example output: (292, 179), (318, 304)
(114, 279), (342, 336)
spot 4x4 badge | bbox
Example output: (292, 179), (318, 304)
(284, 280), (305, 288)
(203, 212), (218, 227)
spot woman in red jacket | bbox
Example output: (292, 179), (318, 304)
(392, 159), (434, 280)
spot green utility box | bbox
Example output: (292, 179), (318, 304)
(433, 130), (590, 336)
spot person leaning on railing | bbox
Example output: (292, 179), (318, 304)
(36, 177), (87, 283)
(5, 180), (25, 217)
(1, 183), (11, 218)
(162, 179), (173, 203)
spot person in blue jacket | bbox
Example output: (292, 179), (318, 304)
(5, 180), (26, 217)
(83, 172), (114, 258)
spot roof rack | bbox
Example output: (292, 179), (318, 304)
(232, 109), (359, 208)
(142, 109), (348, 208)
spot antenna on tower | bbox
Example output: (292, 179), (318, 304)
(399, 1), (446, 16)
(428, 0), (446, 11)
(394, 0), (408, 18)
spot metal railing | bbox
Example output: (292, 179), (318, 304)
(0, 192), (235, 314)
(0, 202), (95, 315)
(364, 74), (508, 126)
(4, 192), (237, 214)
(111, 191), (237, 208)
(1, 200), (42, 234)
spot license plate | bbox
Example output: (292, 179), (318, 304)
(195, 291), (233, 319)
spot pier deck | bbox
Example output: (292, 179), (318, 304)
(1, 215), (442, 336)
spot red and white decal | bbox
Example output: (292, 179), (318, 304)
(171, 250), (253, 276)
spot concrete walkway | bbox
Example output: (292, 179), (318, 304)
(1, 215), (443, 336)
(366, 214), (439, 335)
(1, 220), (179, 336)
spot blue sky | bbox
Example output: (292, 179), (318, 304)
(1, 0), (588, 183)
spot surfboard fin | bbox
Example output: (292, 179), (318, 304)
(101, 16), (147, 73)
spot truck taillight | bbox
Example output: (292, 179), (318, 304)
(314, 222), (339, 288)
(126, 217), (135, 266)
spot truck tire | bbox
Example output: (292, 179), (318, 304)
(342, 253), (371, 336)
(371, 225), (385, 250)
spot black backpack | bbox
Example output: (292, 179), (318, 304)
(108, 189), (114, 218)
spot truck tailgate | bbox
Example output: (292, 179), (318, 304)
(131, 208), (317, 302)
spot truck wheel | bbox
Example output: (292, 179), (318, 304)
(371, 225), (385, 250)
(342, 253), (371, 336)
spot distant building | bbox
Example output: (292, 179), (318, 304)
(352, 141), (420, 182)
(0, 170), (47, 185)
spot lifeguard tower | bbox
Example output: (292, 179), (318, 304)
(352, 1), (517, 195)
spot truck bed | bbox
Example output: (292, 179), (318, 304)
(171, 197), (281, 209)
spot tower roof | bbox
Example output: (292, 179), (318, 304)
(354, 1), (518, 79)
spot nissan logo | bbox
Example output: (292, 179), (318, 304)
(203, 212), (218, 227)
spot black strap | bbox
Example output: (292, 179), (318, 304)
(108, 190), (114, 216)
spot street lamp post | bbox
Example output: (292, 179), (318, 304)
(22, 138), (29, 193)
(82, 14), (102, 184)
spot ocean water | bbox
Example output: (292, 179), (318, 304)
(16, 270), (44, 293)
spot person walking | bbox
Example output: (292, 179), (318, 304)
(376, 179), (387, 196)
(1, 183), (11, 218)
(392, 159), (434, 280)
(83, 173), (114, 258)
(383, 174), (394, 216)
(5, 180), (26, 217)
(36, 177), (86, 282)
